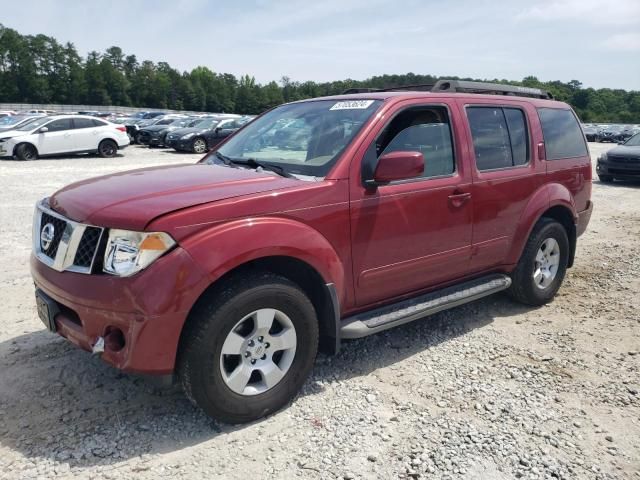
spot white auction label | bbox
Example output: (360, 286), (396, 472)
(330, 100), (375, 110)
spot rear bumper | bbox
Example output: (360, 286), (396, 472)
(30, 247), (211, 375)
(576, 201), (593, 237)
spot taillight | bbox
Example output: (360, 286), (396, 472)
(116, 126), (126, 132)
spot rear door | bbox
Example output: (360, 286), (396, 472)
(350, 99), (473, 306)
(72, 117), (101, 151)
(457, 99), (545, 272)
(34, 118), (75, 155)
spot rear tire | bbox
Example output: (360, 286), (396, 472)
(14, 143), (38, 161)
(98, 139), (118, 158)
(508, 218), (569, 306)
(598, 175), (614, 183)
(178, 272), (318, 423)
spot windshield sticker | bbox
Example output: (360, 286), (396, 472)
(330, 100), (374, 110)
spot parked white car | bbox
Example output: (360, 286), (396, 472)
(0, 115), (130, 160)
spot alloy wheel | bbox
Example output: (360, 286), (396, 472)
(533, 237), (560, 289)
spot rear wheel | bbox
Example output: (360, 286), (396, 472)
(179, 273), (318, 423)
(509, 218), (569, 306)
(191, 137), (207, 154)
(15, 143), (38, 161)
(98, 139), (118, 158)
(598, 175), (614, 183)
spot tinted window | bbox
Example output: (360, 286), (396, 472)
(537, 108), (588, 160)
(92, 119), (107, 127)
(504, 108), (528, 166)
(73, 118), (95, 129)
(467, 107), (513, 170)
(45, 119), (73, 132)
(378, 107), (455, 178)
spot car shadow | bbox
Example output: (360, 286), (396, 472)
(0, 293), (528, 467)
(596, 178), (640, 188)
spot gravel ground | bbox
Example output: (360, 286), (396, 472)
(0, 143), (638, 480)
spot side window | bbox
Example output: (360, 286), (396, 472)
(92, 119), (107, 127)
(376, 106), (455, 178)
(537, 108), (588, 160)
(73, 118), (94, 129)
(467, 106), (530, 171)
(45, 119), (73, 132)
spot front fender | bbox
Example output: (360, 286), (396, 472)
(180, 216), (347, 306)
(505, 183), (577, 265)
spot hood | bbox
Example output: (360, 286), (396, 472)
(168, 126), (211, 136)
(0, 129), (29, 140)
(607, 145), (640, 158)
(49, 164), (299, 230)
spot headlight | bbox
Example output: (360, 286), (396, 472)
(181, 133), (196, 140)
(103, 229), (176, 277)
(598, 153), (607, 162)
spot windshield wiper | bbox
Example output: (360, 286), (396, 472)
(211, 151), (239, 168)
(231, 158), (293, 178)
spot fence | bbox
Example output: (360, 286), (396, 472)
(0, 103), (209, 115)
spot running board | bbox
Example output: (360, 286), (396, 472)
(340, 274), (511, 339)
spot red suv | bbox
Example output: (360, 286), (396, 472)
(31, 80), (593, 423)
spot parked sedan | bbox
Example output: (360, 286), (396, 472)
(582, 124), (602, 142)
(137, 116), (197, 147)
(599, 125), (625, 143)
(596, 133), (640, 182)
(0, 115), (129, 160)
(165, 116), (244, 153)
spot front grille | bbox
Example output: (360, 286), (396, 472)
(608, 155), (639, 165)
(73, 227), (102, 268)
(34, 202), (104, 274)
(40, 212), (67, 259)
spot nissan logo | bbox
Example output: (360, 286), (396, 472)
(40, 223), (55, 251)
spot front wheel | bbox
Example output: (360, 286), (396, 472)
(191, 137), (207, 154)
(179, 273), (318, 423)
(15, 143), (38, 161)
(508, 218), (569, 306)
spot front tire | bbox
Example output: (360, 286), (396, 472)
(179, 272), (318, 423)
(191, 137), (207, 154)
(98, 139), (118, 158)
(509, 218), (569, 306)
(14, 143), (38, 161)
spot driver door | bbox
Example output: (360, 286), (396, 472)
(34, 118), (76, 155)
(349, 101), (473, 306)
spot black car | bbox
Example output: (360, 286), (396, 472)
(165, 117), (245, 153)
(582, 124), (602, 142)
(616, 125), (640, 143)
(597, 133), (640, 182)
(137, 117), (197, 147)
(599, 125), (624, 143)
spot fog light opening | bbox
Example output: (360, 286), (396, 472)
(104, 327), (126, 352)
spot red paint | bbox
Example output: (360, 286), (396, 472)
(373, 151), (424, 182)
(32, 91), (592, 374)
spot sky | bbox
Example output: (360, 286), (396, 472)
(2, 0), (639, 90)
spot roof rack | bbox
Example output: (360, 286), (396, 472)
(342, 79), (553, 100)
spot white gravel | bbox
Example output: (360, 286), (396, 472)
(0, 144), (638, 480)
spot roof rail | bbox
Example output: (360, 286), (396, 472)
(432, 79), (553, 99)
(342, 79), (553, 100)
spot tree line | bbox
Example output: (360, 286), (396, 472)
(1, 24), (638, 123)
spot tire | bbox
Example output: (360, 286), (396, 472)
(98, 139), (118, 158)
(178, 272), (318, 423)
(508, 218), (569, 306)
(598, 175), (614, 183)
(14, 143), (38, 161)
(191, 137), (207, 154)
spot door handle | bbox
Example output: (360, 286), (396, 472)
(448, 192), (471, 208)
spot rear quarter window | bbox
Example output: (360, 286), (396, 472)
(537, 108), (588, 160)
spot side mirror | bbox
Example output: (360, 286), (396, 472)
(368, 151), (424, 186)
(39, 127), (49, 133)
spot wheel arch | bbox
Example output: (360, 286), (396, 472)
(507, 184), (578, 267)
(13, 141), (39, 157)
(177, 255), (341, 368)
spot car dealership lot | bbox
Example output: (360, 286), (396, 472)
(0, 144), (638, 479)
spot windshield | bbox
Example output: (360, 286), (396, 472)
(17, 116), (51, 131)
(170, 118), (193, 127)
(194, 118), (221, 129)
(214, 99), (382, 177)
(625, 133), (640, 146)
(0, 116), (29, 127)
